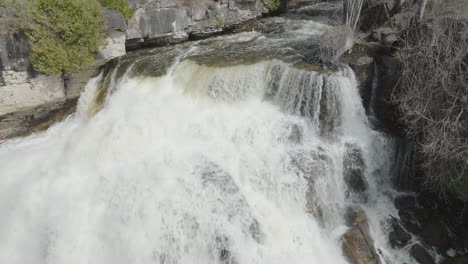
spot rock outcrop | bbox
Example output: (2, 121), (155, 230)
(125, 0), (267, 50)
(342, 206), (382, 264)
(0, 7), (127, 140)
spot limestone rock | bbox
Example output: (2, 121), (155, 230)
(345, 206), (367, 226)
(102, 7), (127, 32)
(342, 226), (381, 264)
(125, 0), (266, 49)
(97, 30), (127, 61)
(0, 73), (65, 116)
(342, 207), (381, 264)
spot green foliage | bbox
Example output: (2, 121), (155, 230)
(99, 0), (133, 19)
(214, 15), (225, 28)
(22, 0), (104, 75)
(449, 170), (468, 202)
(0, 0), (5, 7)
(267, 0), (280, 11)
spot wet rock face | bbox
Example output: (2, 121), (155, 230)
(342, 206), (382, 264)
(419, 217), (452, 251)
(392, 193), (468, 263)
(343, 143), (368, 197)
(410, 244), (436, 264)
(388, 220), (412, 249)
(394, 194), (416, 210)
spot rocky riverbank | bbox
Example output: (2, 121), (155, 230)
(0, 0), (282, 141)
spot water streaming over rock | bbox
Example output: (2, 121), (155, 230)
(0, 16), (413, 264)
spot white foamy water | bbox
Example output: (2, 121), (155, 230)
(0, 59), (411, 263)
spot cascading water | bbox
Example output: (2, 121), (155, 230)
(0, 16), (413, 264)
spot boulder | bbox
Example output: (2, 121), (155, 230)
(419, 217), (452, 252)
(394, 194), (416, 210)
(410, 244), (436, 264)
(398, 209), (421, 234)
(345, 206), (367, 226)
(388, 220), (412, 249)
(98, 8), (127, 61)
(102, 7), (127, 32)
(343, 143), (368, 196)
(342, 207), (381, 264)
(342, 227), (381, 264)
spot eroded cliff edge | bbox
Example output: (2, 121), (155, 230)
(0, 0), (274, 140)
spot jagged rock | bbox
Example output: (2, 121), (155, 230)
(98, 30), (126, 61)
(398, 209), (421, 234)
(345, 206), (367, 226)
(102, 7), (127, 32)
(0, 31), (31, 74)
(419, 217), (452, 252)
(342, 226), (381, 264)
(388, 220), (412, 249)
(342, 207), (381, 264)
(348, 54), (374, 110)
(410, 244), (436, 264)
(98, 8), (127, 61)
(394, 194), (416, 210)
(126, 0), (266, 50)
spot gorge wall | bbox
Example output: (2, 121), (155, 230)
(0, 0), (272, 140)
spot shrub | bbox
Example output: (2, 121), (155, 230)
(449, 169), (468, 202)
(22, 0), (104, 75)
(99, 0), (133, 19)
(267, 0), (280, 11)
(393, 17), (468, 198)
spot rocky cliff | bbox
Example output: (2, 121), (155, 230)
(125, 0), (267, 49)
(0, 0), (269, 140)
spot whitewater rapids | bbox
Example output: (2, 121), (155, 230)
(0, 49), (411, 263)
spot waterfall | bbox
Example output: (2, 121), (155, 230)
(0, 57), (412, 263)
(344, 0), (364, 30)
(0, 17), (413, 263)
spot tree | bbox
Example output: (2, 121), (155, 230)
(393, 17), (468, 198)
(22, 0), (104, 75)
